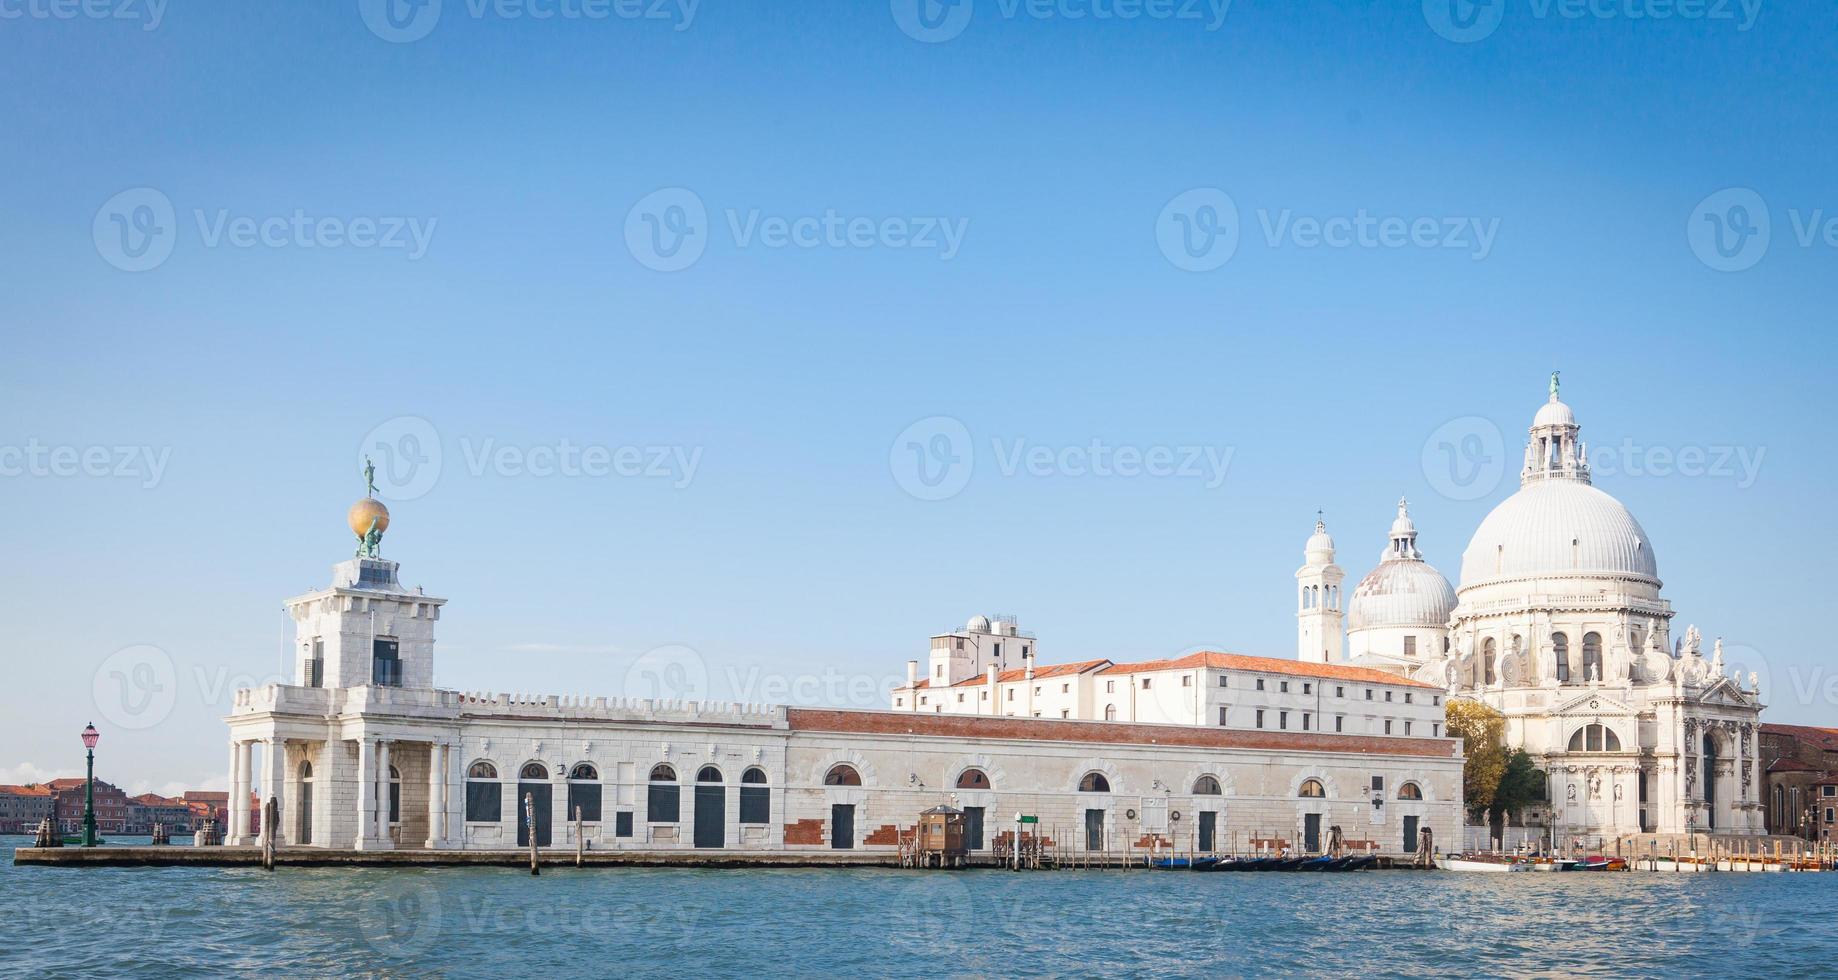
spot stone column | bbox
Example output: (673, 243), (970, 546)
(236, 741), (255, 845)
(355, 738), (376, 850)
(426, 742), (445, 849)
(225, 741), (243, 845)
(260, 737), (286, 848)
(377, 740), (393, 846)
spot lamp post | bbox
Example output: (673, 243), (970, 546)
(80, 722), (101, 847)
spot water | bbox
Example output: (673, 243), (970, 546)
(4, 837), (1834, 978)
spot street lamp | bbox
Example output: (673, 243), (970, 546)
(80, 722), (101, 847)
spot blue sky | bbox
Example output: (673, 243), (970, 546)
(2, 0), (1835, 793)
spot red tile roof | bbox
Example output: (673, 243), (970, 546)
(0, 785), (52, 797)
(1762, 723), (1838, 749)
(946, 659), (1112, 688)
(901, 652), (1436, 691)
(788, 708), (1457, 758)
(1100, 651), (1440, 689)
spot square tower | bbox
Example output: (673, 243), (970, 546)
(285, 558), (446, 691)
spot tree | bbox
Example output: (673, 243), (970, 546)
(1445, 698), (1506, 819)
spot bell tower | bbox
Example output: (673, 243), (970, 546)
(1296, 516), (1345, 664)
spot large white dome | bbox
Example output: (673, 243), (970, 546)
(1459, 480), (1658, 588)
(1349, 560), (1457, 630)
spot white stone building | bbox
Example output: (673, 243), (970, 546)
(223, 498), (1465, 859)
(1327, 378), (1767, 841)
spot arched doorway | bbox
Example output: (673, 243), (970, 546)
(297, 761), (314, 845)
(517, 762), (552, 848)
(1193, 775), (1222, 852)
(694, 765), (725, 849)
(1299, 779), (1326, 853)
(955, 768), (991, 850)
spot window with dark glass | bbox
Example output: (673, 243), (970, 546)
(740, 767), (770, 824)
(465, 762), (501, 822)
(615, 812), (634, 837)
(372, 638), (402, 687)
(568, 763), (602, 822)
(647, 764), (680, 822)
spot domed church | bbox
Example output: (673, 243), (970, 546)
(1297, 377), (1766, 844)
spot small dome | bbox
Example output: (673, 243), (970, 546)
(1533, 397), (1576, 429)
(347, 497), (390, 540)
(1304, 520), (1335, 560)
(1349, 561), (1457, 631)
(966, 614), (991, 633)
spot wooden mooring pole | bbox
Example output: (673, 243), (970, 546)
(525, 793), (539, 876)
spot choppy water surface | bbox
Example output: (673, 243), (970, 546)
(4, 838), (1834, 978)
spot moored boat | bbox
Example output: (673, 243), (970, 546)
(1436, 853), (1531, 872)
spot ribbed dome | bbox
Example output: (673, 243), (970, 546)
(1533, 398), (1576, 429)
(1349, 560), (1457, 630)
(1459, 480), (1658, 588)
(1303, 520), (1335, 561)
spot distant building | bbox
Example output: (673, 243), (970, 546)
(127, 794), (195, 835)
(182, 791), (258, 837)
(0, 785), (55, 834)
(47, 778), (129, 835)
(1761, 724), (1838, 840)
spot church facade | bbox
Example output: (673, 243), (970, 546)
(1324, 379), (1767, 841)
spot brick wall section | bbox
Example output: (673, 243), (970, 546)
(786, 709), (1457, 758)
(1133, 834), (1173, 850)
(864, 824), (908, 846)
(784, 819), (825, 845)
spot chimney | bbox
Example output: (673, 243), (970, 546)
(1023, 648), (1035, 681)
(986, 663), (999, 714)
(906, 659), (918, 688)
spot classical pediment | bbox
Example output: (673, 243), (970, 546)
(1689, 677), (1755, 710)
(1551, 690), (1638, 717)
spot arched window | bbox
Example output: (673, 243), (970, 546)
(1582, 633), (1602, 681)
(1079, 772), (1110, 793)
(387, 765), (402, 825)
(1192, 775), (1222, 795)
(1483, 638), (1497, 686)
(1398, 782), (1423, 801)
(698, 765), (723, 782)
(567, 764), (602, 823)
(1103, 704), (1117, 721)
(1552, 632), (1570, 683)
(824, 764), (862, 787)
(1298, 779), (1326, 798)
(1566, 724), (1622, 752)
(956, 768), (991, 789)
(647, 764), (680, 823)
(740, 767), (769, 824)
(466, 762), (501, 822)
(520, 762), (549, 780)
